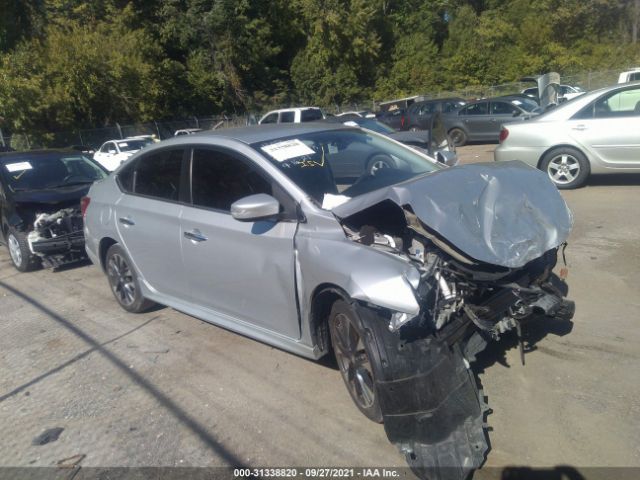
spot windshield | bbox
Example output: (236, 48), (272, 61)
(510, 98), (539, 112)
(252, 129), (442, 208)
(117, 140), (148, 152)
(1, 153), (107, 191)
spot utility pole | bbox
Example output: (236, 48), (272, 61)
(633, 0), (639, 44)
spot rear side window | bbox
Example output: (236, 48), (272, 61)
(191, 149), (272, 211)
(280, 111), (295, 123)
(301, 109), (323, 122)
(134, 149), (184, 201)
(418, 103), (436, 115)
(461, 102), (488, 115)
(491, 101), (518, 115)
(629, 72), (640, 82)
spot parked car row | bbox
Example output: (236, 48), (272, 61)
(1, 122), (575, 479)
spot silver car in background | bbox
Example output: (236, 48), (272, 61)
(495, 82), (640, 188)
(83, 124), (574, 478)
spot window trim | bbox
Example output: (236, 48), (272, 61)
(114, 146), (190, 206)
(185, 144), (300, 221)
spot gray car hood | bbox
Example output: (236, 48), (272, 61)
(333, 160), (573, 268)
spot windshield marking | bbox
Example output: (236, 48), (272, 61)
(5, 162), (33, 173)
(261, 139), (316, 162)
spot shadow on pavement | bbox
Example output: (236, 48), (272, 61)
(0, 279), (249, 468)
(586, 173), (640, 187)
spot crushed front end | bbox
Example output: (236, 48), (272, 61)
(26, 208), (86, 268)
(332, 162), (576, 479)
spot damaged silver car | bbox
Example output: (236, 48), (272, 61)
(0, 150), (108, 271)
(83, 124), (575, 479)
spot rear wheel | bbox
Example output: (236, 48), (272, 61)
(367, 154), (394, 176)
(329, 300), (383, 423)
(449, 127), (468, 147)
(540, 147), (590, 189)
(105, 244), (155, 313)
(6, 227), (41, 272)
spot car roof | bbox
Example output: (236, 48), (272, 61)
(0, 149), (78, 161)
(153, 123), (352, 147)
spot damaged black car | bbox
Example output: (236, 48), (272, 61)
(0, 150), (108, 271)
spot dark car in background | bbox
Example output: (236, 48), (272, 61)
(0, 150), (108, 271)
(443, 96), (540, 146)
(402, 97), (466, 131)
(375, 108), (406, 130)
(335, 115), (457, 169)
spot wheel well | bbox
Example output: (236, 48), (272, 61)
(536, 144), (588, 169)
(99, 237), (118, 272)
(309, 284), (349, 354)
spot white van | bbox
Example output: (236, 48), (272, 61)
(258, 107), (325, 124)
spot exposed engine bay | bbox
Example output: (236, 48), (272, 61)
(338, 199), (575, 480)
(26, 208), (86, 268)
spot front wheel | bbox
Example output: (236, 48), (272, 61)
(6, 227), (41, 272)
(540, 147), (590, 189)
(448, 127), (467, 147)
(105, 244), (155, 313)
(329, 300), (383, 423)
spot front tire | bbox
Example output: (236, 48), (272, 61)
(448, 127), (467, 147)
(367, 154), (394, 176)
(6, 227), (41, 272)
(540, 147), (590, 189)
(329, 300), (383, 423)
(105, 244), (155, 313)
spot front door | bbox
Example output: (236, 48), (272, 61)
(180, 147), (301, 338)
(569, 86), (640, 168)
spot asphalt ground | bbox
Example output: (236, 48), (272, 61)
(0, 143), (639, 479)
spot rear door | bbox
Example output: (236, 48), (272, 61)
(568, 85), (640, 167)
(489, 101), (521, 138)
(180, 146), (301, 338)
(114, 147), (188, 299)
(459, 102), (491, 140)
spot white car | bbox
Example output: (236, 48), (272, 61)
(495, 82), (640, 188)
(258, 107), (325, 124)
(174, 128), (202, 136)
(93, 138), (153, 171)
(618, 68), (640, 83)
(522, 84), (585, 102)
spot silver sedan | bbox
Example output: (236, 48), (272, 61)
(83, 123), (574, 477)
(495, 82), (640, 188)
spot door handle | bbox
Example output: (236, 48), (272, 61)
(119, 217), (135, 226)
(572, 124), (587, 131)
(184, 230), (208, 242)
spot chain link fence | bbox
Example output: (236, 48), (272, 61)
(0, 67), (633, 151)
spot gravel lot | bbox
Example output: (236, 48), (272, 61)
(1, 143), (639, 478)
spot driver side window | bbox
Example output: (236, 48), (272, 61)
(191, 149), (273, 212)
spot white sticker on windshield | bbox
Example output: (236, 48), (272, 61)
(118, 142), (129, 147)
(5, 162), (33, 173)
(261, 139), (315, 162)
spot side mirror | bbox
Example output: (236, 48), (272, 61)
(436, 150), (459, 167)
(512, 110), (521, 117)
(231, 193), (280, 222)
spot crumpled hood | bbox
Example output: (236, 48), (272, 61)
(333, 160), (573, 268)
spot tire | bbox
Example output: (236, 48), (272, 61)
(367, 154), (394, 176)
(540, 147), (590, 189)
(448, 127), (467, 147)
(105, 244), (155, 313)
(328, 300), (383, 423)
(6, 227), (41, 272)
